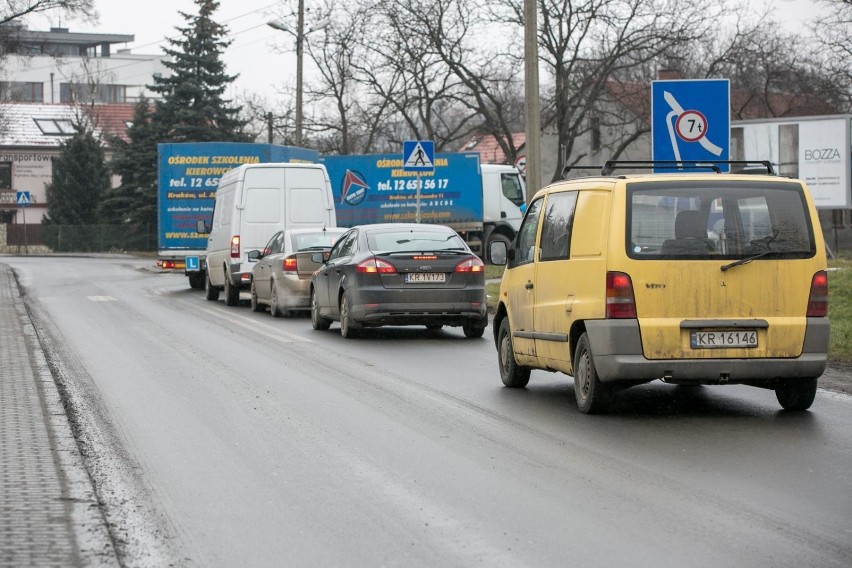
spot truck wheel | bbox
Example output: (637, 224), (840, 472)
(310, 287), (331, 330)
(188, 272), (205, 290)
(573, 332), (613, 414)
(775, 378), (817, 411)
(205, 270), (219, 301)
(497, 318), (530, 387)
(339, 292), (361, 338)
(487, 234), (512, 264)
(224, 270), (240, 306)
(250, 280), (263, 312)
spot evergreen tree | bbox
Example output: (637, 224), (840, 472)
(150, 0), (249, 141)
(42, 126), (109, 226)
(100, 97), (161, 229)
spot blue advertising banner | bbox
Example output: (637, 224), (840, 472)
(651, 79), (730, 172)
(320, 152), (483, 228)
(157, 143), (319, 252)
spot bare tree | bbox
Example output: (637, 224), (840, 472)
(811, 0), (852, 112)
(349, 0), (481, 151)
(1, 0), (93, 26)
(390, 0), (526, 162)
(492, 0), (728, 182)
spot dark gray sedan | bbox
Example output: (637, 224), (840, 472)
(310, 223), (488, 338)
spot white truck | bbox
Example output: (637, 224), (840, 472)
(320, 153), (525, 260)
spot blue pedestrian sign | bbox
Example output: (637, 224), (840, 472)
(651, 79), (730, 172)
(403, 140), (435, 173)
(16, 191), (31, 206)
(185, 256), (200, 271)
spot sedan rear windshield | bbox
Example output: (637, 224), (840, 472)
(290, 231), (345, 251)
(367, 229), (466, 253)
(626, 180), (816, 260)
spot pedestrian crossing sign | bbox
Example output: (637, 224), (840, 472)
(403, 140), (435, 173)
(16, 191), (30, 206)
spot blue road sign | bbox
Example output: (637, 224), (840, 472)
(652, 79), (730, 172)
(16, 191), (30, 206)
(185, 256), (200, 271)
(403, 140), (435, 173)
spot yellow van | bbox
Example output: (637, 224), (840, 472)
(490, 161), (829, 414)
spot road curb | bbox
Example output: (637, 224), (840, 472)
(0, 263), (119, 566)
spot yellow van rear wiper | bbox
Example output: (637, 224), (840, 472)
(720, 251), (775, 272)
(720, 249), (810, 272)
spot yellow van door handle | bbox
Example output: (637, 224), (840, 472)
(525, 282), (534, 289)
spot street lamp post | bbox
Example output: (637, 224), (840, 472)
(268, 1), (328, 148)
(267, 0), (305, 147)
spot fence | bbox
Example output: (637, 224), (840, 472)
(2, 224), (157, 252)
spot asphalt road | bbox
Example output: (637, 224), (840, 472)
(6, 255), (852, 568)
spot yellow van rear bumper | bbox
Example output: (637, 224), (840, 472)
(586, 319), (829, 384)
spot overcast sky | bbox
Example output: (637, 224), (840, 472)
(24, 0), (826, 105)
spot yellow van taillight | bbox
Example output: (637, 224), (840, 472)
(230, 235), (240, 258)
(606, 271), (637, 319)
(806, 271), (828, 317)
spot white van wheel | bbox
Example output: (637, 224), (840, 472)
(205, 271), (219, 301)
(224, 270), (240, 306)
(573, 332), (613, 414)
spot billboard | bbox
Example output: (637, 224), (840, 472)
(320, 152), (483, 227)
(732, 115), (851, 209)
(157, 143), (319, 253)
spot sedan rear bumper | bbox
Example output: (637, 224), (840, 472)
(352, 301), (486, 327)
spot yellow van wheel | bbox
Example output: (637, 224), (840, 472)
(775, 378), (817, 411)
(573, 333), (613, 414)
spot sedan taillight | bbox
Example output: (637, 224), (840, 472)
(357, 258), (397, 274)
(283, 256), (298, 273)
(454, 257), (484, 272)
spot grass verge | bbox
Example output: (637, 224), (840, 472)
(828, 259), (852, 363)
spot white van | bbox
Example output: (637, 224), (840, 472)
(201, 163), (337, 306)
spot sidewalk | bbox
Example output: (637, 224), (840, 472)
(0, 263), (117, 567)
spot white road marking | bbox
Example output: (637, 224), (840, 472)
(198, 307), (313, 344)
(87, 296), (117, 302)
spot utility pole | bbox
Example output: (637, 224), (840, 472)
(523, 0), (542, 201)
(294, 0), (305, 147)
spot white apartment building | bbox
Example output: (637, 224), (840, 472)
(0, 24), (169, 104)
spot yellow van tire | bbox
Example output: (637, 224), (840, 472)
(775, 378), (817, 411)
(497, 318), (530, 388)
(573, 333), (613, 414)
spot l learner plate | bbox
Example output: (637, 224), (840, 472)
(405, 272), (446, 283)
(690, 330), (757, 349)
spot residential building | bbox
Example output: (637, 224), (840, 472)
(0, 24), (168, 104)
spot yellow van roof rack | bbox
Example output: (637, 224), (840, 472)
(562, 160), (775, 178)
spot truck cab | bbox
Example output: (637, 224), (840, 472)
(481, 164), (525, 259)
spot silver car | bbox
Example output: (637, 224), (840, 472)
(248, 227), (347, 317)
